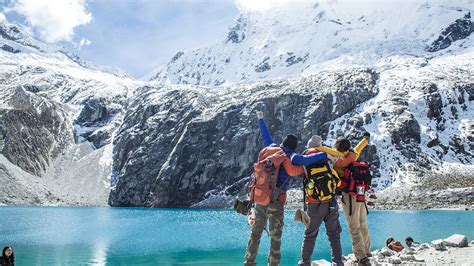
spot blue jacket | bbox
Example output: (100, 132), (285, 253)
(258, 119), (327, 190)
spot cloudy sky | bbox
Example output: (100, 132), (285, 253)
(0, 0), (256, 78)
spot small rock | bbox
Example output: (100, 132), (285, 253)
(400, 254), (416, 261)
(389, 256), (402, 264)
(380, 247), (395, 256)
(419, 243), (430, 250)
(443, 234), (469, 247)
(414, 257), (425, 262)
(311, 259), (332, 266)
(404, 248), (415, 255)
(431, 239), (447, 251)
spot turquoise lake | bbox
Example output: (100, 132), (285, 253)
(0, 206), (473, 265)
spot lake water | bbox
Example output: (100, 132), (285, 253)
(0, 206), (473, 265)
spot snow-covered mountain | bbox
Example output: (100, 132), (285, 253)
(149, 0), (472, 87)
(0, 19), (142, 205)
(1, 0), (473, 208)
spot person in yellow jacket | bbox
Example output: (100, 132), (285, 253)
(318, 134), (371, 265)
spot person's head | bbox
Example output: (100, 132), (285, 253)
(385, 237), (394, 247)
(405, 237), (414, 247)
(281, 134), (298, 151)
(334, 138), (351, 153)
(2, 246), (13, 258)
(307, 135), (322, 148)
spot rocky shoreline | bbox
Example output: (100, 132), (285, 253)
(313, 234), (473, 266)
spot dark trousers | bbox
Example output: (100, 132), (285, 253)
(299, 201), (343, 266)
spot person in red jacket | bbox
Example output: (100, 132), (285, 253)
(332, 135), (372, 265)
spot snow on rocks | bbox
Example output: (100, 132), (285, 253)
(443, 234), (469, 248)
(431, 239), (447, 251)
(340, 234), (471, 265)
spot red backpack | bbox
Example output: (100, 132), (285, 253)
(340, 161), (372, 202)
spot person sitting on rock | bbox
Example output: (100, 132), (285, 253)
(1, 246), (14, 266)
(244, 111), (328, 266)
(386, 237), (405, 252)
(405, 236), (419, 248)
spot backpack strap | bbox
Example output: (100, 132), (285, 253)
(303, 178), (307, 211)
(349, 195), (353, 216)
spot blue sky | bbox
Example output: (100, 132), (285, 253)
(0, 0), (240, 78)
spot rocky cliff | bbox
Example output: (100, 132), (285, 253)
(1, 0), (473, 208)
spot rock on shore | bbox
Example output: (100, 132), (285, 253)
(324, 234), (473, 266)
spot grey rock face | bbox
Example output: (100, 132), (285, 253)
(226, 15), (247, 43)
(109, 68), (379, 207)
(0, 86), (73, 176)
(1, 44), (20, 53)
(427, 12), (473, 52)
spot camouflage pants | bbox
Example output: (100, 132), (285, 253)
(244, 203), (284, 266)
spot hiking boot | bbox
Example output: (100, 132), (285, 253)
(358, 257), (371, 265)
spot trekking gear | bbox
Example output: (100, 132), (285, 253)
(340, 161), (372, 202)
(248, 208), (256, 226)
(367, 191), (377, 206)
(358, 256), (371, 265)
(294, 208), (311, 228)
(234, 199), (253, 215)
(387, 240), (404, 252)
(248, 147), (289, 206)
(303, 160), (339, 202)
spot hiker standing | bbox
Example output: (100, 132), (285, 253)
(297, 135), (344, 266)
(1, 246), (14, 266)
(332, 135), (372, 265)
(244, 111), (327, 266)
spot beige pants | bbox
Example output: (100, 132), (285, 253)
(341, 193), (371, 260)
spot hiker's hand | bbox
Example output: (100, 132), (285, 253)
(256, 111), (264, 119)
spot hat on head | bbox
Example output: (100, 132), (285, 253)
(307, 135), (322, 148)
(282, 134), (298, 151)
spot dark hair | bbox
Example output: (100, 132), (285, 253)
(2, 246), (14, 264)
(334, 138), (351, 152)
(385, 237), (394, 247)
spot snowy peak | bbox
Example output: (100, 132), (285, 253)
(0, 20), (129, 78)
(149, 0), (473, 86)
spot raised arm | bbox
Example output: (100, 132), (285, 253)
(317, 146), (346, 158)
(353, 135), (369, 160)
(257, 111), (274, 147)
(290, 152), (328, 166)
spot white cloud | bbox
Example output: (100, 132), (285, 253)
(0, 11), (6, 22)
(235, 0), (295, 12)
(77, 37), (91, 49)
(9, 0), (92, 43)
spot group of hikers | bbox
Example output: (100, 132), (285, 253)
(0, 246), (14, 266)
(235, 111), (374, 266)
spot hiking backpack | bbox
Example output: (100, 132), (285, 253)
(248, 147), (288, 206)
(303, 160), (339, 202)
(340, 161), (372, 202)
